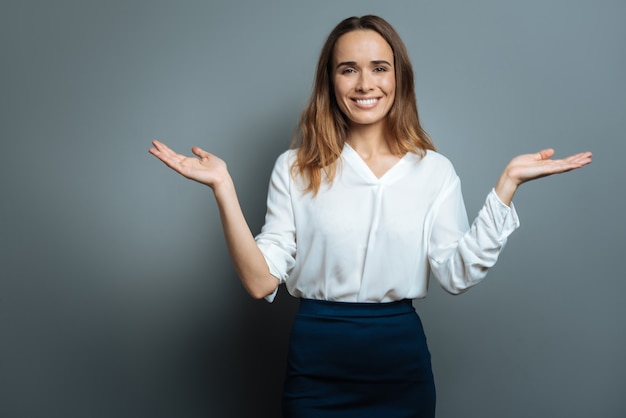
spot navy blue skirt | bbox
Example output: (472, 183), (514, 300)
(282, 299), (436, 418)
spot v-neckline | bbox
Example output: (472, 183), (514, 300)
(342, 143), (409, 183)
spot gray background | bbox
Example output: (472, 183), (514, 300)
(1, 0), (624, 417)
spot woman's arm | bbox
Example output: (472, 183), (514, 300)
(429, 148), (591, 294)
(494, 149), (592, 205)
(149, 140), (279, 299)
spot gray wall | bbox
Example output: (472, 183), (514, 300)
(1, 1), (624, 417)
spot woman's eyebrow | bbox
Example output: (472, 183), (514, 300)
(335, 60), (392, 69)
(336, 61), (357, 69)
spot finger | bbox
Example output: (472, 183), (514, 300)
(148, 144), (170, 160)
(564, 152), (592, 166)
(574, 151), (593, 163)
(150, 140), (172, 157)
(549, 158), (589, 173)
(149, 142), (186, 168)
(156, 143), (189, 163)
(151, 139), (172, 152)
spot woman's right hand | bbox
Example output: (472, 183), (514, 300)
(149, 140), (229, 189)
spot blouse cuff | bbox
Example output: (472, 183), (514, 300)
(262, 258), (281, 303)
(483, 188), (521, 239)
(256, 244), (291, 303)
(264, 286), (279, 303)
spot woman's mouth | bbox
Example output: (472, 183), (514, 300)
(353, 97), (380, 107)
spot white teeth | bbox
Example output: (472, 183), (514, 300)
(355, 98), (378, 105)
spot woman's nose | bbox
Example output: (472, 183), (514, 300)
(356, 72), (373, 92)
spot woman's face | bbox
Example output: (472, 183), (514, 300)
(332, 30), (396, 130)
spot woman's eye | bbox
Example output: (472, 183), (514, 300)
(342, 68), (356, 74)
(374, 67), (387, 72)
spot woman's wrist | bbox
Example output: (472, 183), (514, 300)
(494, 169), (519, 206)
(211, 173), (236, 198)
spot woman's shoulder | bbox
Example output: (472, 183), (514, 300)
(272, 148), (297, 169)
(412, 149), (456, 173)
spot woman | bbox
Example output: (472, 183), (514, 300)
(149, 15), (591, 418)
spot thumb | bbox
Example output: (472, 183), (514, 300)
(192, 146), (211, 159)
(537, 148), (555, 160)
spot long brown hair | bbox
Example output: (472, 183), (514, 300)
(292, 15), (435, 194)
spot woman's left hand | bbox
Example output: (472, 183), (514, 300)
(495, 149), (592, 205)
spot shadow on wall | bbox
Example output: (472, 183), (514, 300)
(200, 290), (299, 418)
(108, 284), (299, 418)
(136, 118), (300, 417)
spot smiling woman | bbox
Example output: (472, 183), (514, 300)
(293, 16), (436, 195)
(149, 14), (591, 418)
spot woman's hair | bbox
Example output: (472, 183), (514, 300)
(291, 15), (436, 194)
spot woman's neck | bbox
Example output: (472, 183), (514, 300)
(345, 122), (391, 158)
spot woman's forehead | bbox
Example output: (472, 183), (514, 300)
(333, 30), (393, 64)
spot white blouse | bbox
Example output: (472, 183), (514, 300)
(255, 144), (520, 303)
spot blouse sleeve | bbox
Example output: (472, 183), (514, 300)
(427, 172), (520, 295)
(255, 152), (297, 302)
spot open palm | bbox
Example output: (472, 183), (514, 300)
(507, 148), (592, 186)
(149, 140), (228, 188)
